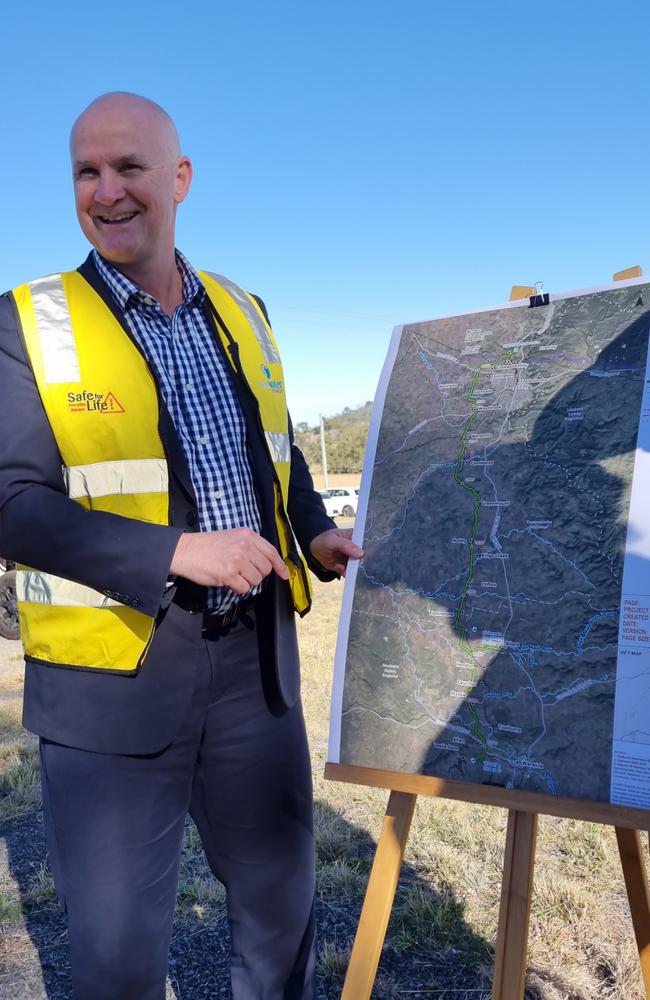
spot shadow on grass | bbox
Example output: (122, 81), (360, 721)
(314, 798), (494, 1000)
(3, 793), (561, 999)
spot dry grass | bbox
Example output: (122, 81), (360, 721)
(0, 739), (40, 824)
(0, 576), (646, 998)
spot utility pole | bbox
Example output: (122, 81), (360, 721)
(319, 414), (329, 491)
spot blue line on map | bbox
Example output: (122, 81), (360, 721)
(360, 565), (464, 604)
(481, 691), (517, 700)
(588, 367), (644, 377)
(514, 643), (615, 658)
(469, 589), (594, 608)
(576, 611), (617, 653)
(496, 528), (594, 587)
(545, 672), (615, 704)
(540, 773), (558, 795)
(417, 348), (434, 370)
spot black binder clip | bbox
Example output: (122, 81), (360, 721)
(529, 281), (550, 308)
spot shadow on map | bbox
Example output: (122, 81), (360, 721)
(344, 306), (650, 805)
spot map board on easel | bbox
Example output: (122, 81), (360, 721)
(325, 271), (650, 1000)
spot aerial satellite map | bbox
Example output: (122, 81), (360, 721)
(329, 280), (650, 808)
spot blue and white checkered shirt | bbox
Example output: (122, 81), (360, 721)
(93, 249), (262, 611)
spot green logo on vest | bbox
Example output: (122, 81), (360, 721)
(259, 364), (283, 394)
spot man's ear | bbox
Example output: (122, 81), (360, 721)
(174, 156), (193, 205)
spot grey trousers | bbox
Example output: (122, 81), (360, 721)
(39, 608), (316, 1000)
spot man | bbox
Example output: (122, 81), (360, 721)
(0, 92), (362, 999)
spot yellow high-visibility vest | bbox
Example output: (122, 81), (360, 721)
(11, 268), (311, 673)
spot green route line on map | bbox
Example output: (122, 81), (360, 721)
(450, 355), (516, 756)
(451, 367), (486, 751)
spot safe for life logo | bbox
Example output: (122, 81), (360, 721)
(67, 389), (126, 414)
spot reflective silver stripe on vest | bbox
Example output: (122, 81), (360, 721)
(204, 272), (281, 364)
(265, 431), (291, 465)
(29, 275), (80, 384)
(64, 458), (169, 500)
(17, 571), (121, 608)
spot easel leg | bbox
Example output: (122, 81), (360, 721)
(340, 790), (417, 1000)
(492, 809), (538, 1000)
(616, 827), (650, 998)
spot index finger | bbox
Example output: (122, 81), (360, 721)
(253, 534), (289, 580)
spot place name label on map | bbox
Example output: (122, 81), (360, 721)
(620, 598), (650, 645)
(464, 329), (488, 342)
(481, 581), (497, 589)
(565, 407), (585, 422)
(482, 632), (503, 645)
(503, 341), (541, 348)
(556, 679), (591, 701)
(381, 663), (400, 678)
(497, 724), (523, 733)
(433, 742), (460, 752)
(481, 500), (510, 507)
(527, 519), (552, 529)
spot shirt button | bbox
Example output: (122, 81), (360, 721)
(214, 491), (222, 500)
(186, 383), (193, 392)
(200, 436), (208, 445)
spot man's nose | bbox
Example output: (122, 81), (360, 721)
(93, 169), (126, 205)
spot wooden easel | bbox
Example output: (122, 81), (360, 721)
(326, 266), (650, 999)
(324, 764), (650, 1000)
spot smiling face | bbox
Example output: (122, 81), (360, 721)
(70, 94), (192, 281)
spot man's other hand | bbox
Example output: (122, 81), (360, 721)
(309, 529), (363, 576)
(170, 528), (289, 593)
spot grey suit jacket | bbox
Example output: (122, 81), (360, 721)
(0, 255), (335, 754)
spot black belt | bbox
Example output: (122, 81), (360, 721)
(200, 595), (257, 632)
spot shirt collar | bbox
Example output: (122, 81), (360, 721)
(92, 249), (205, 312)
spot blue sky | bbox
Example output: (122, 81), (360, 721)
(2, 1), (649, 423)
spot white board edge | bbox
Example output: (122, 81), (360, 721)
(327, 324), (405, 763)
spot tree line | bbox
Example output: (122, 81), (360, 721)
(294, 403), (372, 475)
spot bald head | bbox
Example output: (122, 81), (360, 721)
(70, 91), (192, 290)
(71, 92), (180, 158)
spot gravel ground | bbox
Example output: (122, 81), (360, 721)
(0, 578), (535, 1000)
(1, 805), (497, 1000)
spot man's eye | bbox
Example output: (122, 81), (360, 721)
(121, 164), (142, 173)
(76, 168), (98, 179)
